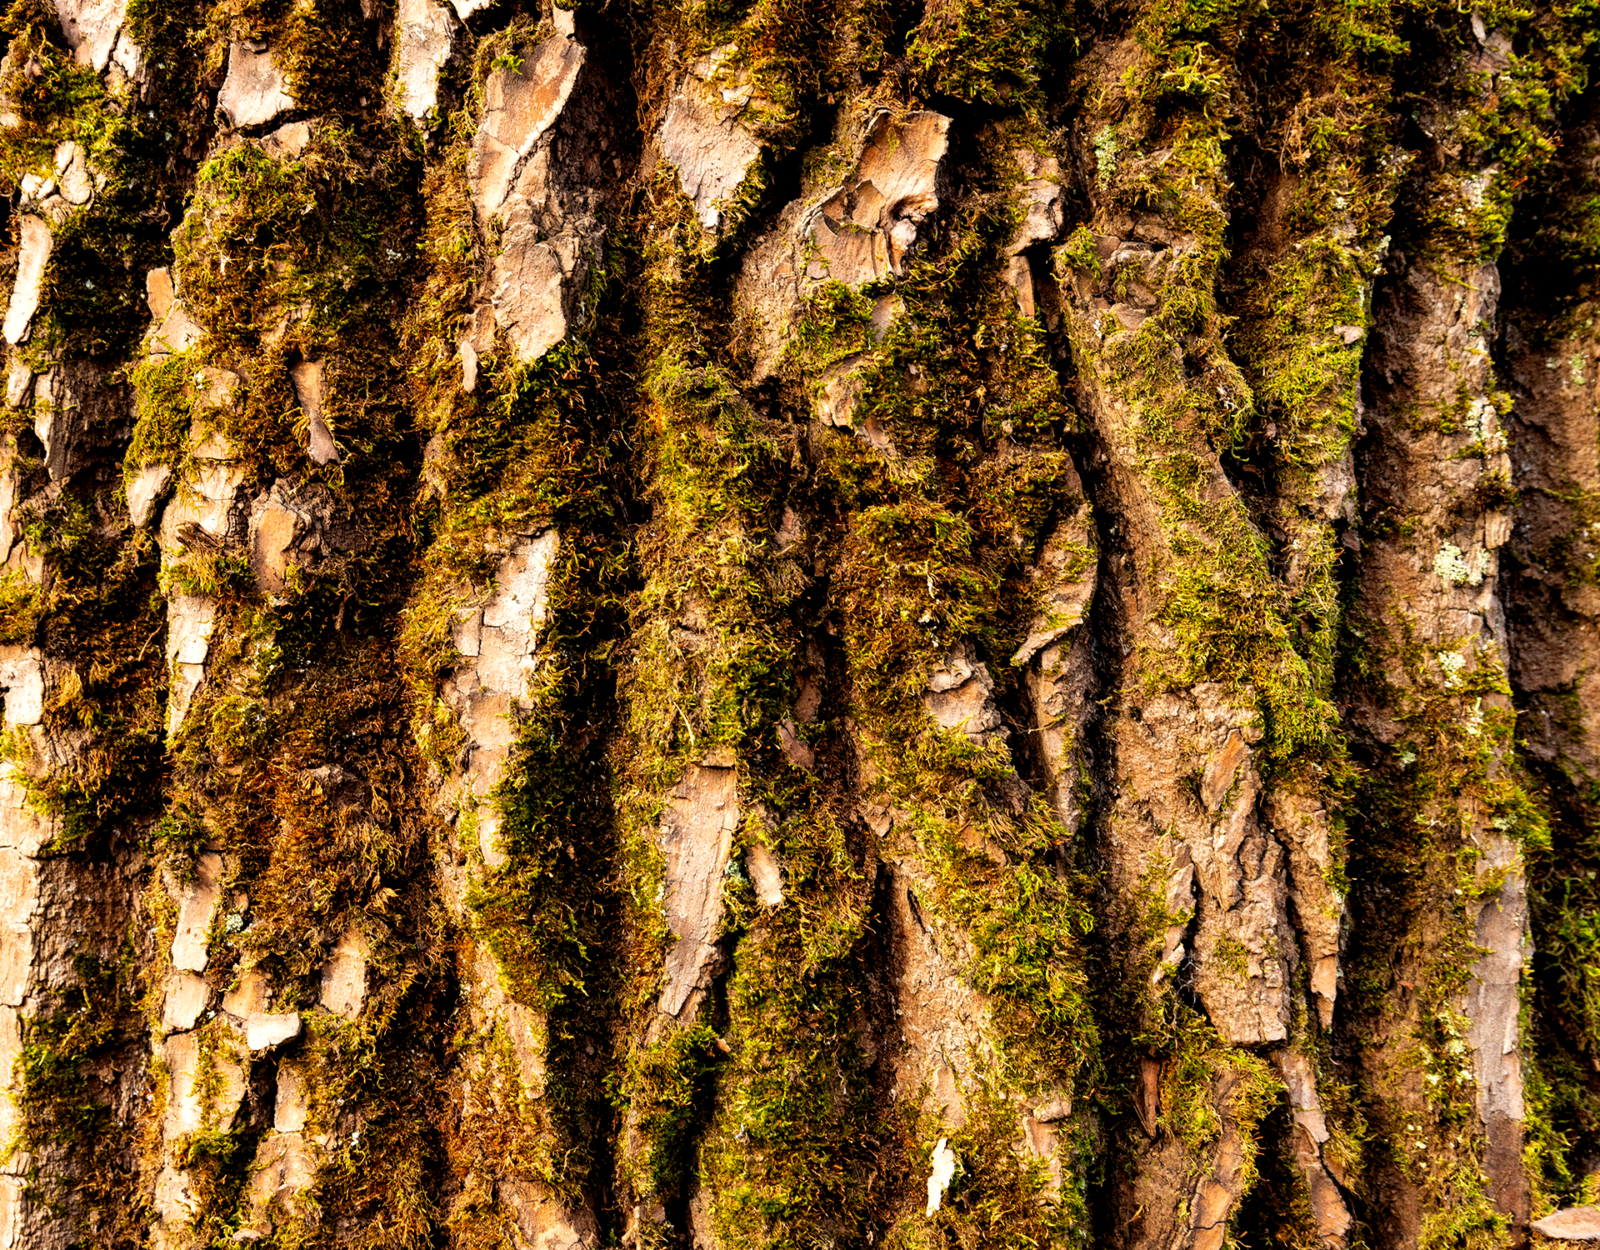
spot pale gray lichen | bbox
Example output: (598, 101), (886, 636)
(1433, 542), (1485, 586)
(1093, 126), (1119, 188)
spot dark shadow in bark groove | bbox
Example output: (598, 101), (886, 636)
(854, 861), (943, 1239)
(1057, 415), (1141, 1249)
(702, 118), (829, 301)
(1227, 1094), (1326, 1250)
(1214, 130), (1293, 580)
(1008, 173), (1152, 1236)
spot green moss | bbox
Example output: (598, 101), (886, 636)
(0, 0), (185, 362)
(277, 1009), (448, 1250)
(469, 684), (615, 1012)
(1523, 1031), (1598, 1212)
(666, 0), (838, 147)
(1086, 307), (1338, 763)
(1055, 225), (1101, 277)
(0, 491), (166, 859)
(125, 352), (201, 475)
(1416, 1163), (1512, 1250)
(869, 786), (1098, 1090)
(1156, 1006), (1279, 1170)
(173, 1119), (256, 1246)
(0, 2), (108, 177)
(1526, 821), (1600, 1201)
(14, 956), (122, 1149)
(886, 1084), (1088, 1250)
(1333, 609), (1552, 1236)
(12, 952), (149, 1245)
(690, 799), (875, 1247)
(614, 1022), (724, 1202)
(0, 568), (42, 644)
(906, 0), (1073, 114)
(277, 0), (387, 119)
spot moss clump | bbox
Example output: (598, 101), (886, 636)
(399, 346), (619, 767)
(0, 0), (187, 363)
(1415, 1163), (1512, 1250)
(124, 352), (201, 477)
(172, 1107), (256, 1248)
(160, 125), (418, 514)
(0, 568), (42, 644)
(469, 686), (616, 1012)
(0, 493), (166, 856)
(662, 0), (838, 146)
(879, 1084), (1087, 1250)
(695, 801), (875, 1246)
(276, 0), (388, 120)
(15, 958), (121, 1147)
(1148, 1005), (1280, 1168)
(614, 1022), (724, 1206)
(907, 0), (1073, 115)
(13, 952), (149, 1247)
(293, 1010), (449, 1250)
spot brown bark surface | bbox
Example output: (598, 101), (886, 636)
(0, 0), (1595, 1246)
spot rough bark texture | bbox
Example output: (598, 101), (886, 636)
(0, 0), (1596, 1247)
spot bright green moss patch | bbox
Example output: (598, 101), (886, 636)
(907, 0), (1073, 114)
(470, 708), (616, 1012)
(615, 1022), (724, 1204)
(125, 352), (201, 475)
(1151, 1005), (1280, 1168)
(1525, 783), (1600, 1207)
(15, 955), (124, 1149)
(886, 793), (1099, 1091)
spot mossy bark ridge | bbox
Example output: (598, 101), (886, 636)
(0, 0), (1595, 1245)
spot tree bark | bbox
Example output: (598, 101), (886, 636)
(0, 0), (1594, 1246)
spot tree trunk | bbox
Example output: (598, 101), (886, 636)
(0, 0), (1595, 1245)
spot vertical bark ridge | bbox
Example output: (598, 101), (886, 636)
(1340, 5), (1596, 1244)
(1051, 5), (1366, 1244)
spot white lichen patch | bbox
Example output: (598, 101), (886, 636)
(1433, 542), (1486, 587)
(1465, 396), (1504, 451)
(925, 1137), (957, 1217)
